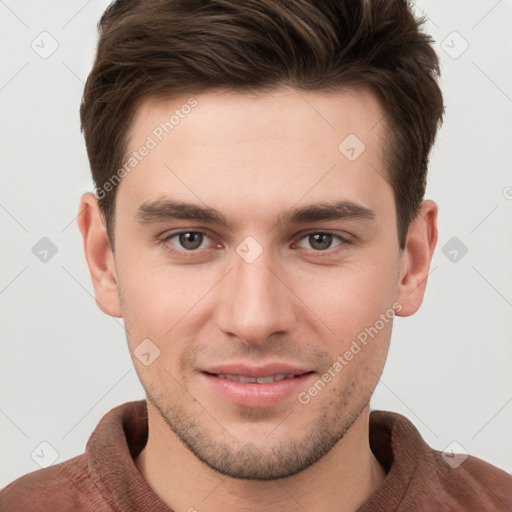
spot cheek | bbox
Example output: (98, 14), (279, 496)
(116, 230), (400, 357)
(292, 253), (400, 344)
(117, 254), (216, 344)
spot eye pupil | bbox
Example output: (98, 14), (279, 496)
(309, 233), (332, 250)
(179, 232), (203, 250)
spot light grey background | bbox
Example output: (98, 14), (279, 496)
(1, 0), (511, 488)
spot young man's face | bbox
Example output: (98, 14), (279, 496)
(80, 87), (436, 479)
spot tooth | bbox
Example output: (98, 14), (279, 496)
(256, 376), (275, 384)
(238, 375), (257, 383)
(216, 373), (299, 383)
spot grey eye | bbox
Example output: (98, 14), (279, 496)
(166, 231), (210, 250)
(308, 233), (334, 251)
(179, 232), (204, 250)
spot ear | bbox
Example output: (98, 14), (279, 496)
(396, 200), (438, 317)
(77, 192), (122, 318)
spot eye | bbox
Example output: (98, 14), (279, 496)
(164, 230), (213, 251)
(296, 232), (347, 251)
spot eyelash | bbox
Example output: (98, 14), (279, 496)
(158, 229), (213, 255)
(158, 229), (351, 258)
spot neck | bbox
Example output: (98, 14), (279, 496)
(135, 403), (386, 512)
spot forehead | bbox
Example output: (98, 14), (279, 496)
(117, 86), (391, 217)
(130, 86), (387, 149)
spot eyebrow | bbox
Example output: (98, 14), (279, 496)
(135, 198), (376, 229)
(276, 201), (376, 227)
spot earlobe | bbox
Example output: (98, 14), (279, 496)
(396, 200), (438, 317)
(77, 192), (122, 318)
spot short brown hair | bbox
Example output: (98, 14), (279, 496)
(80, 0), (444, 249)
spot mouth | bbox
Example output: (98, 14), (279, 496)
(200, 367), (315, 408)
(204, 372), (309, 384)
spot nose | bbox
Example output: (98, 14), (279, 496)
(214, 245), (297, 347)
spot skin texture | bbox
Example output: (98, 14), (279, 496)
(78, 87), (438, 512)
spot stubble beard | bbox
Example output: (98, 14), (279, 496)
(145, 381), (367, 481)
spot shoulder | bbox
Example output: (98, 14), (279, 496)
(368, 410), (512, 510)
(428, 450), (512, 510)
(0, 454), (110, 512)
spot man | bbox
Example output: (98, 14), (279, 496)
(1, 0), (511, 510)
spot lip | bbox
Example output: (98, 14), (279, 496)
(200, 363), (315, 408)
